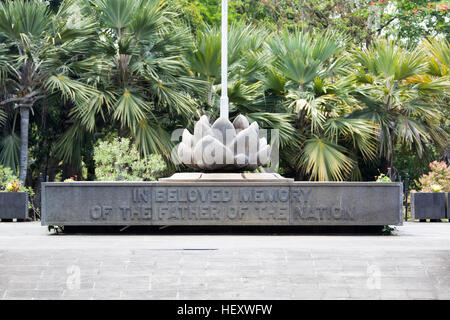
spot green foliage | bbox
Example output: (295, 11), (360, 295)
(416, 161), (450, 192)
(382, 225), (395, 235)
(376, 173), (392, 182)
(264, 29), (379, 181)
(349, 38), (449, 170)
(0, 164), (33, 195)
(392, 0), (449, 44)
(58, 0), (207, 168)
(94, 137), (167, 181)
(0, 0), (99, 183)
(0, 165), (20, 191)
(0, 0), (449, 189)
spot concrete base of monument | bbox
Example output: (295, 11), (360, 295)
(41, 174), (403, 227)
(159, 172), (294, 182)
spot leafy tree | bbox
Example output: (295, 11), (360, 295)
(389, 0), (449, 44)
(56, 0), (207, 168)
(263, 29), (379, 180)
(187, 23), (297, 150)
(0, 0), (98, 184)
(349, 38), (449, 175)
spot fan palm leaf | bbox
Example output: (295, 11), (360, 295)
(299, 137), (355, 181)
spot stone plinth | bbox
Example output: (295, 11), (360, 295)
(159, 172), (293, 182)
(41, 177), (402, 226)
(0, 192), (28, 220)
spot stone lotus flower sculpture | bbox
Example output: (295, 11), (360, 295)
(178, 115), (271, 171)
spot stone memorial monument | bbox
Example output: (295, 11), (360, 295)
(40, 0), (403, 228)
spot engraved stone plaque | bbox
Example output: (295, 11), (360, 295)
(151, 186), (290, 225)
(41, 181), (403, 226)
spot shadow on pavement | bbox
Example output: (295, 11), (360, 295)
(59, 225), (387, 236)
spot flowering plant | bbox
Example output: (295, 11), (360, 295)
(416, 161), (449, 192)
(1, 165), (22, 192)
(0, 165), (34, 199)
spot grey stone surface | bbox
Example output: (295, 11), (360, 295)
(41, 181), (402, 226)
(411, 192), (446, 220)
(0, 222), (450, 300)
(160, 172), (293, 182)
(446, 193), (449, 219)
(0, 192), (28, 220)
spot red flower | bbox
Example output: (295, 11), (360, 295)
(370, 1), (375, 5)
(414, 9), (418, 14)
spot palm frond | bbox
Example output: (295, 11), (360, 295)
(94, 0), (136, 31)
(53, 122), (86, 166)
(299, 137), (355, 181)
(324, 117), (378, 161)
(422, 38), (450, 77)
(245, 112), (298, 148)
(113, 89), (150, 131)
(0, 0), (51, 40)
(0, 133), (20, 172)
(45, 75), (97, 105)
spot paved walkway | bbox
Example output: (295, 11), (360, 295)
(0, 222), (449, 299)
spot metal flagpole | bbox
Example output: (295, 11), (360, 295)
(219, 0), (229, 119)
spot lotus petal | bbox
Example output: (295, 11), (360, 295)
(231, 126), (258, 157)
(177, 142), (192, 164)
(257, 144), (271, 165)
(179, 115), (271, 171)
(234, 154), (248, 168)
(258, 137), (268, 151)
(211, 116), (235, 145)
(182, 129), (194, 148)
(233, 114), (249, 133)
(193, 115), (212, 144)
(249, 121), (259, 135)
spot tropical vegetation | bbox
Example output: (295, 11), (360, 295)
(0, 0), (448, 210)
(416, 161), (450, 192)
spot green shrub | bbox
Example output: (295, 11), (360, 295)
(0, 165), (20, 191)
(375, 173), (391, 182)
(0, 165), (34, 196)
(94, 137), (167, 181)
(417, 161), (450, 193)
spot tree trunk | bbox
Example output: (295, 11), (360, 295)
(19, 107), (30, 185)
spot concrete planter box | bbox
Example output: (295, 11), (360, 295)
(446, 193), (449, 219)
(41, 180), (403, 227)
(411, 192), (446, 220)
(0, 192), (28, 220)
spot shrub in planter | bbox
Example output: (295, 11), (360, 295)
(411, 162), (449, 221)
(0, 165), (31, 220)
(416, 161), (449, 193)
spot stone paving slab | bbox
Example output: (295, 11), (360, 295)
(0, 222), (449, 299)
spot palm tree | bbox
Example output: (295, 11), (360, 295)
(57, 0), (206, 166)
(0, 0), (98, 184)
(187, 23), (297, 157)
(263, 29), (378, 181)
(349, 38), (449, 173)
